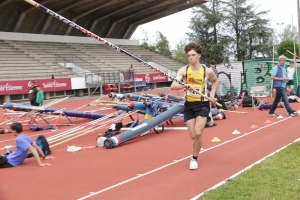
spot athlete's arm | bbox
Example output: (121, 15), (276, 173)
(28, 145), (51, 167)
(207, 68), (218, 102)
(171, 67), (186, 90)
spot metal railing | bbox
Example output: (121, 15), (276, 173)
(0, 74), (75, 80)
(55, 54), (101, 73)
(141, 54), (179, 73)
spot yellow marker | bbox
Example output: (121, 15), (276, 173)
(211, 137), (220, 142)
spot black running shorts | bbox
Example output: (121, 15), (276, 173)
(287, 80), (294, 86)
(0, 156), (13, 168)
(184, 101), (210, 121)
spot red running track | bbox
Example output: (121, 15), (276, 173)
(0, 89), (299, 200)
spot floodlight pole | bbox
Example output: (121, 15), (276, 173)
(296, 0), (300, 85)
(298, 0), (300, 57)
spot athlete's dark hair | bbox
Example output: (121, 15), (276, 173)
(184, 43), (202, 55)
(10, 122), (23, 133)
(210, 60), (217, 65)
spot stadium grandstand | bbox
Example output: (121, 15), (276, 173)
(0, 0), (210, 103)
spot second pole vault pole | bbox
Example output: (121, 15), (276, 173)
(24, 0), (222, 107)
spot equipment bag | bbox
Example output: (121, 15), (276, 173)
(242, 97), (260, 107)
(35, 135), (51, 156)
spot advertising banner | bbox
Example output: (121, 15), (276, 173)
(0, 78), (72, 95)
(125, 73), (169, 83)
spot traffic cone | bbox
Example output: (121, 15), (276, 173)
(250, 124), (257, 128)
(211, 137), (220, 142)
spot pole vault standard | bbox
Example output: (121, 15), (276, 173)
(2, 103), (108, 120)
(24, 0), (221, 107)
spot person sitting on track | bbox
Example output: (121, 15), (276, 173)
(0, 122), (54, 168)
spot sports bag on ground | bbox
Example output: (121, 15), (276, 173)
(35, 135), (51, 156)
(241, 97), (252, 107)
(242, 97), (260, 107)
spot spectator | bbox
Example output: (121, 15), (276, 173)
(128, 65), (134, 80)
(36, 85), (44, 106)
(268, 55), (297, 117)
(272, 64), (284, 108)
(286, 60), (296, 95)
(207, 60), (219, 92)
(28, 80), (38, 106)
(0, 122), (54, 168)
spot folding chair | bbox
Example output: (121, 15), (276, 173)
(250, 86), (269, 109)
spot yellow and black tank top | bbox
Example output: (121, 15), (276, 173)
(185, 65), (207, 102)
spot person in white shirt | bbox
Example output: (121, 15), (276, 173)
(286, 60), (296, 95)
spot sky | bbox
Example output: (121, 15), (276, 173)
(130, 0), (299, 49)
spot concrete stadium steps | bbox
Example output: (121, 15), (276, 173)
(68, 43), (153, 73)
(0, 40), (78, 79)
(0, 40), (182, 78)
(13, 42), (103, 73)
(118, 45), (185, 71)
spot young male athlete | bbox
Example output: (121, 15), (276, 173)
(0, 122), (54, 168)
(171, 43), (218, 170)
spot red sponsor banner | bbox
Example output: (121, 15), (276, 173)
(0, 81), (27, 95)
(38, 78), (72, 92)
(0, 78), (72, 95)
(124, 73), (169, 83)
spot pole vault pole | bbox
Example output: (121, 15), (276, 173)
(292, 15), (299, 84)
(24, 0), (222, 107)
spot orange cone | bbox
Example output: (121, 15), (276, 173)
(250, 124), (257, 128)
(265, 120), (272, 124)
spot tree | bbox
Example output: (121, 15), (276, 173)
(278, 24), (298, 42)
(140, 31), (172, 56)
(277, 39), (299, 58)
(172, 38), (189, 64)
(140, 30), (155, 51)
(222, 0), (273, 60)
(187, 0), (227, 64)
(155, 31), (172, 57)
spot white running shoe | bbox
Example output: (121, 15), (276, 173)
(207, 112), (214, 127)
(189, 159), (198, 170)
(67, 145), (82, 152)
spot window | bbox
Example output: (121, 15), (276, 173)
(55, 91), (65, 96)
(66, 90), (75, 95)
(10, 94), (23, 101)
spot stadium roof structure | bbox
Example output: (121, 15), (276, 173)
(0, 0), (210, 39)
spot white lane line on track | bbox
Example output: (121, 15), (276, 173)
(190, 137), (300, 200)
(77, 117), (291, 200)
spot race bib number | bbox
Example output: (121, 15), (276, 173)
(186, 86), (202, 97)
